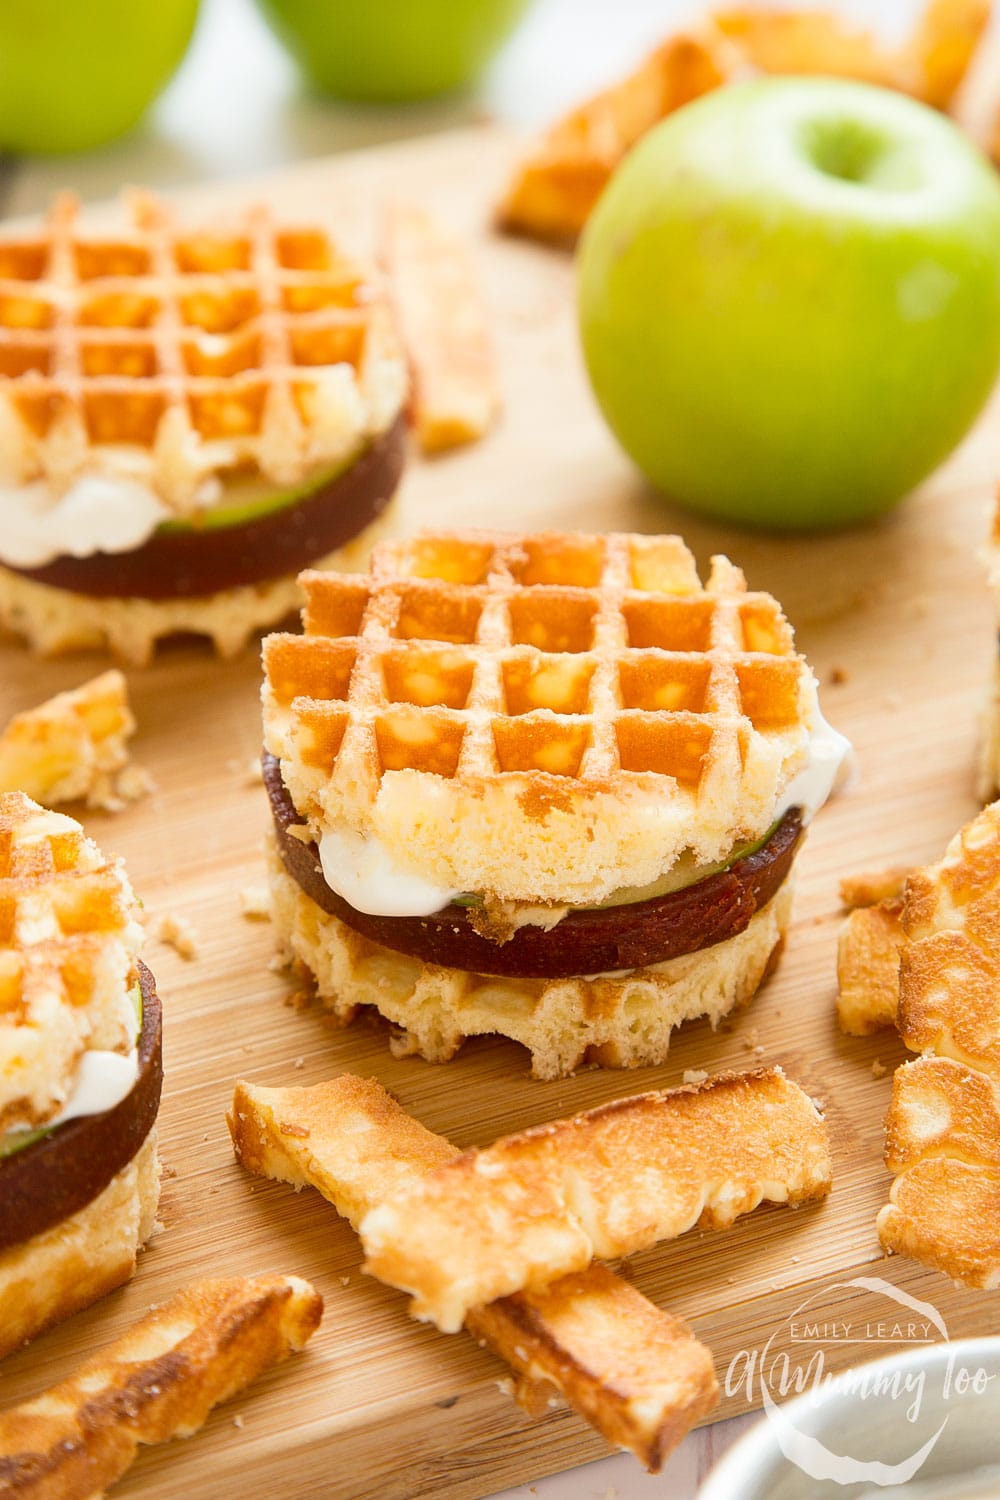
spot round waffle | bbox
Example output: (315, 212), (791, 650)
(263, 528), (822, 906)
(0, 192), (408, 658)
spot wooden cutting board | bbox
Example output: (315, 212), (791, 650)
(3, 126), (1000, 1499)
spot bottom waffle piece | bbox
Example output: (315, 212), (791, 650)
(0, 1274), (322, 1500)
(268, 843), (793, 1080)
(0, 503), (399, 667)
(0, 1128), (159, 1360)
(228, 1074), (719, 1470)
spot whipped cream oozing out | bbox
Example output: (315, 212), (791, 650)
(775, 708), (854, 823)
(47, 1047), (139, 1126)
(319, 826), (461, 918)
(0, 474), (171, 568)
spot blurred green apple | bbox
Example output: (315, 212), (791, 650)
(0, 0), (199, 155)
(254, 0), (531, 102)
(578, 78), (1000, 530)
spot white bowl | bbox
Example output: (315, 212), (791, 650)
(698, 1338), (1000, 1500)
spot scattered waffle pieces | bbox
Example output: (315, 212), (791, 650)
(155, 911), (200, 961)
(262, 528), (823, 1076)
(497, 1), (990, 243)
(839, 867), (911, 909)
(838, 802), (1000, 1286)
(358, 1067), (831, 1332)
(382, 203), (499, 453)
(837, 898), (904, 1035)
(0, 670), (150, 811)
(228, 1073), (720, 1470)
(0, 1275), (323, 1499)
(496, 27), (736, 243)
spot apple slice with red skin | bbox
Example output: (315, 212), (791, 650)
(9, 415), (406, 601)
(0, 962), (162, 1253)
(263, 751), (803, 979)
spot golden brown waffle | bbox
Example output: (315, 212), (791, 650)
(263, 529), (819, 908)
(838, 802), (1000, 1286)
(0, 790), (143, 1133)
(0, 670), (144, 810)
(0, 1273), (322, 1498)
(229, 1073), (719, 1469)
(359, 1067), (831, 1332)
(0, 191), (407, 513)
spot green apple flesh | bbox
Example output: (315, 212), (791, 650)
(253, 0), (531, 102)
(156, 455), (352, 535)
(0, 0), (199, 154)
(578, 78), (1000, 530)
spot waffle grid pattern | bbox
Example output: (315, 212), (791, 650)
(0, 792), (142, 1133)
(0, 193), (405, 511)
(263, 530), (815, 900)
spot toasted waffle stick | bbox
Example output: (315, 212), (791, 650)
(228, 1074), (719, 1471)
(0, 1275), (322, 1500)
(836, 899), (904, 1036)
(381, 203), (499, 453)
(359, 1067), (831, 1332)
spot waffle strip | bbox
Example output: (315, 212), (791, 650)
(228, 1074), (720, 1470)
(358, 1066), (831, 1332)
(0, 791), (143, 1134)
(263, 530), (816, 906)
(0, 1276), (322, 1499)
(0, 191), (406, 512)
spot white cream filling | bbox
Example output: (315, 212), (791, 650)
(317, 711), (852, 921)
(44, 1045), (139, 1127)
(319, 825), (461, 918)
(775, 708), (854, 824)
(0, 473), (172, 568)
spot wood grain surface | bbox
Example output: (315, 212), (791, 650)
(2, 126), (1000, 1499)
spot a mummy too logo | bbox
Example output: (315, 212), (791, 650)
(724, 1278), (995, 1486)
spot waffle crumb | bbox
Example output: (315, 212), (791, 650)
(240, 885), (271, 921)
(683, 1069), (709, 1085)
(156, 913), (199, 960)
(233, 1414), (245, 1429)
(829, 665), (849, 685)
(0, 670), (149, 811)
(872, 1058), (888, 1079)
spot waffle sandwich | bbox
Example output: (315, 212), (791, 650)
(0, 192), (408, 665)
(0, 791), (162, 1355)
(229, 1072), (720, 1470)
(261, 528), (848, 1077)
(838, 803), (1000, 1287)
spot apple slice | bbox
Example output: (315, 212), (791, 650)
(0, 962), (162, 1252)
(264, 752), (802, 979)
(12, 415), (405, 601)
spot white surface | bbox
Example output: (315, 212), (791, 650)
(0, 1), (927, 1496)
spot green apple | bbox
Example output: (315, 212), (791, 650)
(253, 0), (531, 103)
(578, 78), (1000, 530)
(0, 0), (199, 155)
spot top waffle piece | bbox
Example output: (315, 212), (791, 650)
(838, 802), (1000, 1286)
(263, 529), (820, 906)
(0, 790), (143, 1136)
(0, 191), (406, 515)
